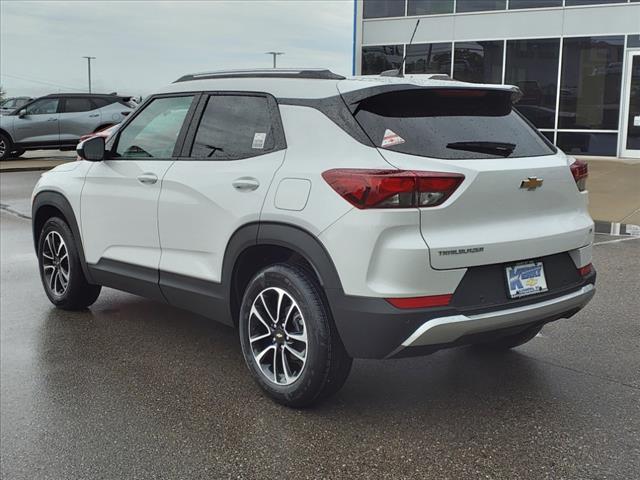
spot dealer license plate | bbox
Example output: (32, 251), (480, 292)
(506, 261), (548, 299)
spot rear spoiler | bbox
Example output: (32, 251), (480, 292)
(341, 84), (523, 111)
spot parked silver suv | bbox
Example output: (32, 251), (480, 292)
(0, 93), (134, 159)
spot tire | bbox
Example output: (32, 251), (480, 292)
(37, 217), (101, 310)
(9, 148), (25, 158)
(0, 133), (12, 160)
(477, 324), (543, 350)
(239, 263), (352, 407)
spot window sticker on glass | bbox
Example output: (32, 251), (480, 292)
(252, 132), (267, 149)
(381, 129), (405, 148)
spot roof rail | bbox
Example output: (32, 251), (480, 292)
(173, 68), (346, 83)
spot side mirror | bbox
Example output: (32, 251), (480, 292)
(77, 136), (105, 162)
(18, 109), (27, 118)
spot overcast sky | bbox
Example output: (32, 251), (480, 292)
(0, 0), (354, 97)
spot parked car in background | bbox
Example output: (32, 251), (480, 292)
(0, 96), (33, 115)
(0, 93), (135, 160)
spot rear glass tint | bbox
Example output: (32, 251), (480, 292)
(352, 89), (555, 159)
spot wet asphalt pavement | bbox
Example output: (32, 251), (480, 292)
(1, 172), (639, 479)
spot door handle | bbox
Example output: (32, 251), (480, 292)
(232, 177), (260, 192)
(47, 118), (58, 122)
(89, 114), (100, 118)
(137, 173), (158, 185)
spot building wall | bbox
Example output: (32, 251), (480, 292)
(354, 0), (640, 156)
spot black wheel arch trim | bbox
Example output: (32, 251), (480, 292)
(32, 190), (94, 283)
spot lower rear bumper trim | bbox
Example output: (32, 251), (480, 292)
(386, 284), (595, 358)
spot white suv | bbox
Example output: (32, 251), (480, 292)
(31, 69), (596, 407)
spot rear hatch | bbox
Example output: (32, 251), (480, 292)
(338, 82), (593, 270)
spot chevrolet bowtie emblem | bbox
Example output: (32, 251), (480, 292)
(520, 177), (543, 190)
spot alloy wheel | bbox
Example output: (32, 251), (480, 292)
(42, 231), (70, 297)
(0, 139), (6, 157)
(248, 287), (308, 386)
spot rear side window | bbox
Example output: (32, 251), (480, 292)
(64, 97), (94, 113)
(190, 95), (276, 160)
(353, 89), (555, 159)
(114, 95), (193, 158)
(91, 97), (112, 108)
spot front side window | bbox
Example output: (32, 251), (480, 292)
(25, 98), (59, 115)
(190, 95), (275, 160)
(64, 97), (94, 113)
(114, 96), (193, 158)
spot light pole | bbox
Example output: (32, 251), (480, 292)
(265, 51), (284, 69)
(82, 56), (96, 93)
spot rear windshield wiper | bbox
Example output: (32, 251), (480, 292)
(446, 141), (516, 157)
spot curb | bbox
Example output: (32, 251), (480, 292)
(594, 220), (640, 236)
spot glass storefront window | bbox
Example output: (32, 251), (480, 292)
(565, 1), (627, 5)
(505, 38), (560, 129)
(407, 0), (454, 16)
(508, 0), (562, 8)
(556, 132), (618, 156)
(456, 0), (506, 13)
(361, 45), (404, 75)
(363, 0), (405, 19)
(405, 43), (452, 75)
(558, 36), (624, 130)
(453, 41), (503, 84)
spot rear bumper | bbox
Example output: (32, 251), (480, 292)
(326, 269), (596, 359)
(386, 283), (594, 358)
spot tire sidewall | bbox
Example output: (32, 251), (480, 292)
(0, 133), (11, 161)
(239, 265), (332, 406)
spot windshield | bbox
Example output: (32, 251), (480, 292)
(353, 89), (555, 160)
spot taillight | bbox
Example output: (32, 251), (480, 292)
(569, 158), (588, 192)
(321, 169), (464, 209)
(578, 263), (592, 277)
(386, 294), (452, 309)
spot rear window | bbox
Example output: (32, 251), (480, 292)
(353, 89), (555, 159)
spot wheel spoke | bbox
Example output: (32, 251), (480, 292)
(250, 305), (271, 333)
(45, 234), (53, 256)
(43, 265), (55, 272)
(281, 347), (292, 384)
(282, 303), (296, 330)
(284, 344), (305, 362)
(255, 344), (275, 363)
(56, 240), (65, 256)
(272, 347), (278, 383)
(49, 268), (57, 291)
(275, 288), (284, 323)
(259, 293), (276, 323)
(42, 252), (54, 260)
(249, 332), (271, 344)
(287, 331), (307, 345)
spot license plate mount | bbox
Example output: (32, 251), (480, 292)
(506, 261), (548, 299)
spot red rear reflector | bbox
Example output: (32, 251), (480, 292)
(578, 263), (592, 277)
(322, 169), (464, 209)
(570, 159), (588, 192)
(385, 294), (452, 309)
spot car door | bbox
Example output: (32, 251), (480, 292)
(13, 97), (60, 144)
(58, 97), (101, 144)
(80, 94), (197, 300)
(157, 93), (286, 315)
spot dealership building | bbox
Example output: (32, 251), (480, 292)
(353, 0), (640, 158)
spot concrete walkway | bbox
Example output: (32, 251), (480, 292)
(1, 152), (638, 225)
